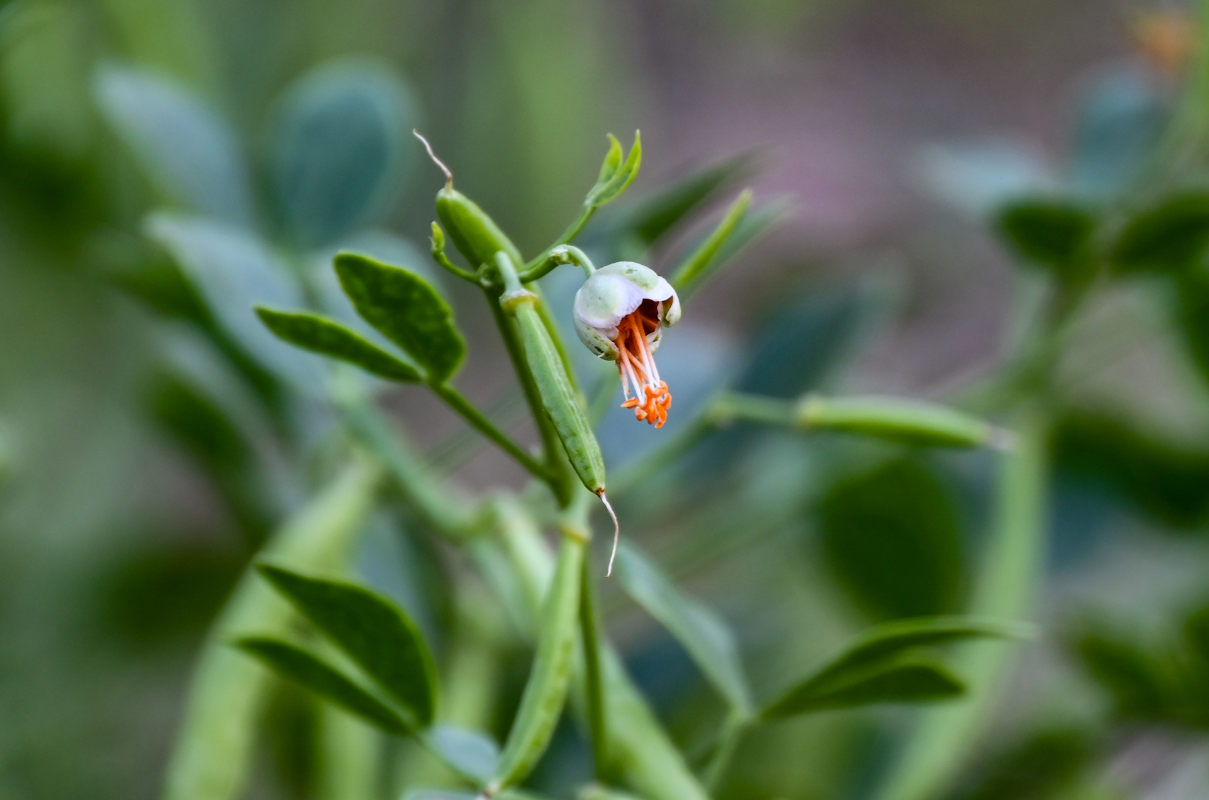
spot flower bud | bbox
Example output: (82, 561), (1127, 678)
(573, 262), (681, 428)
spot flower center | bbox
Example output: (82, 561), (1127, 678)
(614, 302), (672, 428)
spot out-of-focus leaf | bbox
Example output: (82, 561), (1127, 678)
(612, 152), (757, 247)
(1050, 408), (1209, 528)
(334, 252), (464, 383)
(911, 139), (1055, 219)
(234, 637), (411, 735)
(760, 656), (965, 719)
(1172, 265), (1209, 392)
(949, 726), (1097, 800)
(256, 565), (438, 726)
(255, 307), (421, 382)
(1069, 65), (1168, 199)
(669, 188), (749, 292)
(1, 2), (94, 159)
(994, 198), (1097, 273)
(801, 617), (1027, 690)
(815, 457), (966, 620)
(428, 726), (499, 783)
(94, 64), (253, 222)
(266, 59), (415, 248)
(672, 196), (790, 300)
(145, 213), (317, 386)
(1070, 627), (1173, 720)
(1110, 193), (1209, 274)
(147, 369), (250, 473)
(615, 542), (752, 712)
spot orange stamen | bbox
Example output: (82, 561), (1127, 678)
(613, 309), (672, 427)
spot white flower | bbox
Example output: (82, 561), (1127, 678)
(573, 262), (681, 427)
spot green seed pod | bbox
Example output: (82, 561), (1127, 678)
(489, 535), (586, 792)
(414, 130), (523, 271)
(511, 294), (606, 494)
(435, 186), (523, 270)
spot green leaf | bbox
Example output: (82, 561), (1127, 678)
(760, 656), (966, 719)
(670, 190), (751, 292)
(1050, 406), (1209, 528)
(587, 131), (642, 207)
(615, 543), (751, 712)
(234, 637), (411, 735)
(994, 198), (1097, 271)
(673, 197), (791, 299)
(797, 616), (1027, 693)
(254, 307), (421, 382)
(815, 457), (967, 620)
(256, 565), (437, 726)
(614, 152), (757, 248)
(267, 58), (416, 248)
(1111, 193), (1209, 274)
(1071, 627), (1173, 719)
(145, 213), (318, 387)
(94, 65), (253, 223)
(334, 252), (465, 383)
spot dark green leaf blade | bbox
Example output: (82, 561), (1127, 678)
(1111, 193), (1209, 274)
(615, 543), (751, 712)
(255, 307), (421, 382)
(802, 616), (1028, 693)
(334, 252), (465, 383)
(256, 565), (438, 726)
(815, 457), (966, 620)
(760, 657), (966, 719)
(994, 198), (1097, 271)
(234, 637), (411, 735)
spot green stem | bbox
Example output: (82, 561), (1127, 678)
(431, 382), (547, 479)
(518, 244), (597, 282)
(525, 205), (597, 272)
(579, 549), (610, 778)
(162, 459), (382, 800)
(313, 704), (378, 800)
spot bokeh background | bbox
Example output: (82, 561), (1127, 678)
(5, 0), (1209, 798)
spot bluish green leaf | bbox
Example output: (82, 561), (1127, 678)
(615, 543), (751, 712)
(1111, 193), (1209, 274)
(334, 251), (465, 383)
(428, 726), (499, 783)
(94, 65), (253, 223)
(234, 637), (411, 735)
(256, 564), (437, 726)
(815, 457), (966, 620)
(1069, 65), (1167, 198)
(267, 58), (416, 248)
(255, 307), (421, 382)
(760, 656), (966, 719)
(145, 213), (318, 387)
(994, 198), (1097, 271)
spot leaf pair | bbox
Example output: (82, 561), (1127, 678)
(256, 252), (465, 385)
(585, 132), (643, 209)
(759, 616), (1028, 720)
(235, 564), (437, 736)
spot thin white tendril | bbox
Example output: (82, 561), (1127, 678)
(412, 129), (453, 188)
(597, 489), (621, 577)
